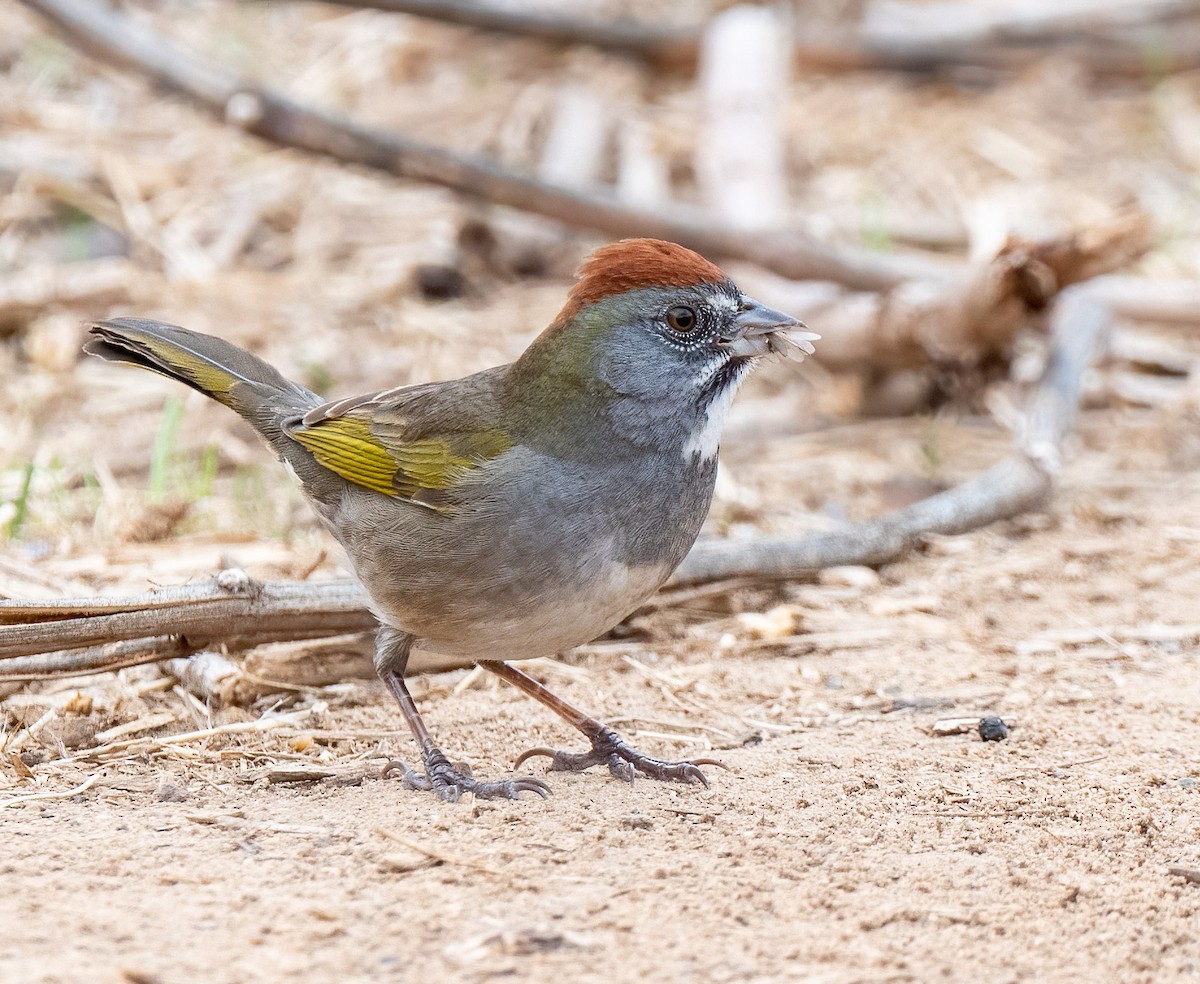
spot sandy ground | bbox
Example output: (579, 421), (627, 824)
(4, 1), (1200, 981)
(4, 409), (1200, 984)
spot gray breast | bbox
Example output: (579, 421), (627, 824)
(334, 444), (717, 659)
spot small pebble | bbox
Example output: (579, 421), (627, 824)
(1178, 777), (1197, 791)
(978, 716), (1009, 742)
(156, 781), (189, 803)
(216, 567), (252, 593)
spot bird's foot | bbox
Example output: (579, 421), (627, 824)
(382, 746), (551, 803)
(514, 726), (726, 788)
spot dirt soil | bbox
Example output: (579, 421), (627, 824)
(4, 2), (1200, 982)
(5, 422), (1200, 984)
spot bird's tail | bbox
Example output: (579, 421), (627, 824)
(85, 317), (322, 459)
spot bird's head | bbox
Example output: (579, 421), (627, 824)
(509, 240), (816, 449)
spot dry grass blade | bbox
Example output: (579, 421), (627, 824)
(0, 773), (100, 809)
(60, 705), (321, 763)
(374, 826), (507, 876)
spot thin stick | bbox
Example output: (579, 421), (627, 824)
(275, 0), (1200, 77)
(58, 706), (319, 763)
(0, 773), (100, 809)
(304, 0), (696, 68)
(373, 826), (507, 875)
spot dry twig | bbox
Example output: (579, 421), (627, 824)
(373, 825), (508, 875)
(0, 577), (375, 681)
(1168, 866), (1200, 885)
(275, 0), (1200, 77)
(0, 773), (100, 809)
(297, 0), (697, 68)
(738, 216), (1149, 373)
(60, 705), (321, 763)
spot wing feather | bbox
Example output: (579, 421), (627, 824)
(286, 409), (512, 510)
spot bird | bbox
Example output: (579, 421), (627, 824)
(86, 238), (817, 801)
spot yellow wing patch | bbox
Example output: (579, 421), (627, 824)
(291, 417), (400, 496)
(290, 416), (511, 506)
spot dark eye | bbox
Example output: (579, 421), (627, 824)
(666, 306), (697, 332)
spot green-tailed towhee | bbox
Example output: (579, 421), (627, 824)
(86, 238), (816, 801)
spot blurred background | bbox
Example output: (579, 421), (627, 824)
(4, 4), (1200, 981)
(2, 0), (1199, 578)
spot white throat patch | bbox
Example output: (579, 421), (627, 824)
(683, 364), (743, 462)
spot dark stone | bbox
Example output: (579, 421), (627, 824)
(979, 716), (1009, 741)
(414, 263), (465, 300)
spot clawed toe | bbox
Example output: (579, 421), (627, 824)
(514, 727), (726, 788)
(381, 752), (551, 802)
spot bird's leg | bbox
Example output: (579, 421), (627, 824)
(479, 660), (725, 787)
(375, 628), (550, 802)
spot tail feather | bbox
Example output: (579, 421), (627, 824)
(86, 318), (318, 423)
(85, 318), (343, 502)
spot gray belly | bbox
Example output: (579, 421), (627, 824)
(331, 446), (714, 659)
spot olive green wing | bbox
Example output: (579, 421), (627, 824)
(285, 380), (513, 511)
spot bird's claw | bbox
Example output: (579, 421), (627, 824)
(382, 747), (551, 802)
(514, 726), (727, 788)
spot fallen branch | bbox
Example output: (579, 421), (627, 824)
(733, 215), (1148, 373)
(303, 0), (696, 69)
(283, 0), (1200, 77)
(0, 577), (375, 653)
(0, 578), (376, 681)
(21, 0), (1151, 365)
(18, 0), (948, 293)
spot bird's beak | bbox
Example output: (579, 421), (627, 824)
(719, 297), (819, 361)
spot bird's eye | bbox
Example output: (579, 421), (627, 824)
(666, 306), (697, 332)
